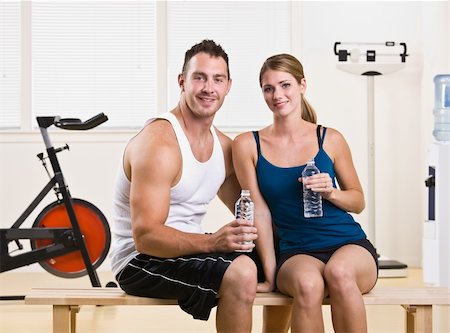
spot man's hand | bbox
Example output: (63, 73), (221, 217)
(211, 219), (257, 253)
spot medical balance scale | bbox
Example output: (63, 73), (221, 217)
(334, 41), (408, 277)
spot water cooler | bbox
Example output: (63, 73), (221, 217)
(423, 74), (450, 288)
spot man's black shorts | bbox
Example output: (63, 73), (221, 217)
(116, 250), (263, 321)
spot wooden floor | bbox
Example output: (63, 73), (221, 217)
(0, 268), (449, 332)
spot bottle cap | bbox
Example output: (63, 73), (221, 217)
(434, 74), (450, 109)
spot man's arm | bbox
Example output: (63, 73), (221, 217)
(126, 120), (209, 257)
(127, 121), (255, 258)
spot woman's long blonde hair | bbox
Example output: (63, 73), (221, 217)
(259, 54), (317, 124)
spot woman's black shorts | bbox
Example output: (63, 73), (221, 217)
(278, 238), (379, 273)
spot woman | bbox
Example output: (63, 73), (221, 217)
(232, 54), (378, 333)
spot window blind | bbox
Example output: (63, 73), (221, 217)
(0, 2), (21, 129)
(31, 1), (157, 128)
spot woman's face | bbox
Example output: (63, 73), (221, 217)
(261, 69), (305, 116)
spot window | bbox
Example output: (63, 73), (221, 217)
(32, 2), (157, 128)
(1, 1), (292, 130)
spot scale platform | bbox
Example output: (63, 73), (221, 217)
(378, 256), (408, 278)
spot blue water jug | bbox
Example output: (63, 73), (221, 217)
(433, 74), (450, 142)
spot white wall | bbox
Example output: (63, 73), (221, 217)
(1, 2), (449, 275)
(296, 1), (449, 266)
(300, 1), (421, 265)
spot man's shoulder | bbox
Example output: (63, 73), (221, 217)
(212, 125), (230, 138)
(212, 126), (233, 149)
(126, 119), (180, 165)
(131, 119), (176, 145)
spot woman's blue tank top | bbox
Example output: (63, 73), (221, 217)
(253, 126), (366, 255)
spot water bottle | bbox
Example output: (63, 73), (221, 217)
(432, 74), (450, 142)
(302, 159), (323, 218)
(235, 189), (254, 252)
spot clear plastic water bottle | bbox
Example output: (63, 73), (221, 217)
(235, 189), (254, 252)
(433, 74), (450, 142)
(302, 159), (323, 218)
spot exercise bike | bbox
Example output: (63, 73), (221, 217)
(0, 113), (112, 299)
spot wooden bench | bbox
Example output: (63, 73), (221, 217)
(25, 286), (450, 333)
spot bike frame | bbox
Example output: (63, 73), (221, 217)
(0, 114), (108, 287)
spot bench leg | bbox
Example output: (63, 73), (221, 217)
(53, 305), (71, 333)
(70, 305), (80, 333)
(52, 305), (79, 333)
(403, 305), (432, 333)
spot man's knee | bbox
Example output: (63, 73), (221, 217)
(220, 255), (257, 302)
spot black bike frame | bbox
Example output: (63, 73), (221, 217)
(0, 116), (106, 287)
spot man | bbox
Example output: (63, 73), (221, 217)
(109, 40), (259, 332)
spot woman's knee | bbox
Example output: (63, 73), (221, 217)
(324, 262), (355, 293)
(287, 276), (325, 307)
(324, 257), (377, 295)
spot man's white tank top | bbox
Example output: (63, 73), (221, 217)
(109, 112), (226, 276)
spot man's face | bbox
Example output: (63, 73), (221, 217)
(178, 52), (232, 118)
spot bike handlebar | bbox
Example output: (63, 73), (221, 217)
(37, 113), (108, 130)
(55, 113), (108, 130)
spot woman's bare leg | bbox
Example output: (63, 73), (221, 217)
(276, 255), (326, 333)
(324, 244), (378, 333)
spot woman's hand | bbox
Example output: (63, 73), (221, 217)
(299, 172), (335, 200)
(257, 280), (275, 293)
